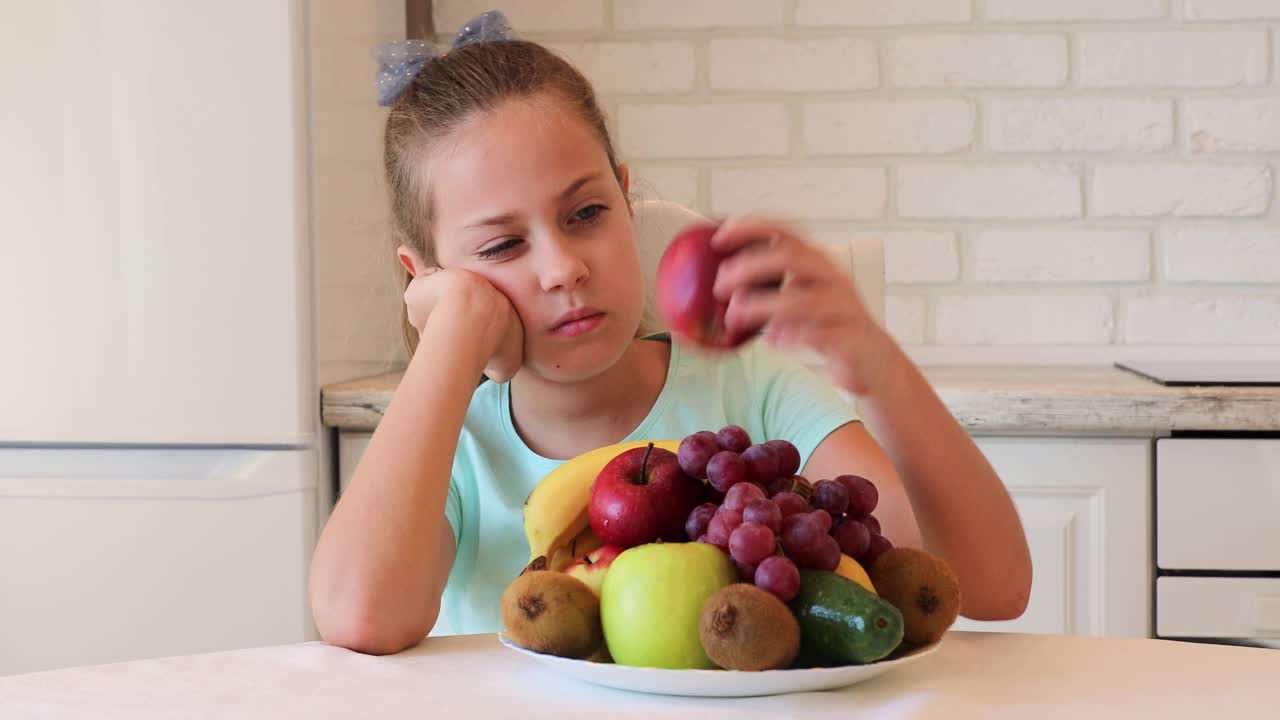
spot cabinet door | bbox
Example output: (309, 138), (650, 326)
(951, 437), (1151, 638)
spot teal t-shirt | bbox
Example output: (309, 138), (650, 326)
(435, 334), (860, 636)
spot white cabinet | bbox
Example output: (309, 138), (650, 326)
(1154, 437), (1280, 646)
(953, 437), (1151, 638)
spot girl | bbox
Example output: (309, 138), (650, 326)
(309, 14), (1032, 655)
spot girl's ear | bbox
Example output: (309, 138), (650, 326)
(397, 245), (428, 277)
(617, 162), (632, 216)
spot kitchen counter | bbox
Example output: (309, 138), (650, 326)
(3, 631), (1276, 718)
(321, 364), (1280, 436)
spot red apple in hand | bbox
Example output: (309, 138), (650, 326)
(564, 544), (623, 597)
(589, 444), (704, 549)
(655, 222), (760, 350)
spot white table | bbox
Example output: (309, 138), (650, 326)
(3, 631), (1276, 719)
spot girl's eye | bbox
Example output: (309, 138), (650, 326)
(572, 204), (607, 224)
(476, 237), (521, 259)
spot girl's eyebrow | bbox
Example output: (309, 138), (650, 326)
(556, 172), (601, 202)
(463, 172), (603, 229)
(465, 212), (517, 230)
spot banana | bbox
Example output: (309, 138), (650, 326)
(548, 544), (574, 572)
(569, 526), (604, 560)
(835, 553), (877, 595)
(523, 439), (682, 564)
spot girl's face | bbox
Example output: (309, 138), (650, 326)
(421, 95), (644, 383)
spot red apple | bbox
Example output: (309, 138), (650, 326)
(564, 544), (623, 597)
(589, 444), (704, 549)
(655, 222), (760, 350)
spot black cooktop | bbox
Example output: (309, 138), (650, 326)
(1115, 361), (1280, 387)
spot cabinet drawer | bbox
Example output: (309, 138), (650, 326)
(0, 449), (317, 675)
(1157, 577), (1280, 639)
(1157, 438), (1280, 571)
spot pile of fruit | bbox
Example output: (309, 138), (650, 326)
(505, 427), (961, 672)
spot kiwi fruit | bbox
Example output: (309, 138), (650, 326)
(501, 570), (602, 659)
(584, 643), (613, 664)
(699, 583), (800, 671)
(868, 547), (961, 645)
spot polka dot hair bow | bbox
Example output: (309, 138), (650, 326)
(371, 9), (514, 107)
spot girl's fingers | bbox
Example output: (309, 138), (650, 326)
(713, 238), (834, 301)
(708, 215), (804, 255)
(725, 284), (848, 334)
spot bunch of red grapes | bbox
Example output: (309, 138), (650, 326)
(680, 425), (892, 603)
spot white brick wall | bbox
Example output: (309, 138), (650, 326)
(613, 0), (783, 29)
(805, 99), (974, 155)
(888, 35), (1069, 88)
(898, 164), (1081, 219)
(710, 167), (886, 219)
(709, 38), (878, 92)
(973, 229), (1151, 283)
(548, 42), (695, 94)
(886, 296), (927, 345)
(873, 231), (960, 285)
(817, 230), (961, 284)
(796, 0), (970, 26)
(1186, 98), (1280, 153)
(1090, 164), (1272, 217)
(618, 103), (787, 159)
(1077, 32), (1268, 88)
(1165, 226), (1280, 283)
(988, 99), (1173, 153)
(1184, 0), (1280, 20)
(629, 165), (699, 208)
(389, 1), (1280, 357)
(436, 0), (605, 32)
(936, 296), (1115, 345)
(1125, 297), (1280, 344)
(986, 0), (1168, 22)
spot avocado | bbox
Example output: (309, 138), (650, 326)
(789, 569), (904, 666)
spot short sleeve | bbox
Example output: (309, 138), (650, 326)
(747, 343), (861, 471)
(444, 474), (463, 546)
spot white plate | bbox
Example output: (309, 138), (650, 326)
(498, 635), (942, 698)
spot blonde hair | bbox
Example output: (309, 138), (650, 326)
(382, 40), (623, 356)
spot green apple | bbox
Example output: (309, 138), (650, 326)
(599, 541), (737, 669)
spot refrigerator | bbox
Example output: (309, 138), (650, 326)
(1, 1), (322, 674)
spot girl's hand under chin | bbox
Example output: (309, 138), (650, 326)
(711, 215), (896, 397)
(403, 267), (525, 383)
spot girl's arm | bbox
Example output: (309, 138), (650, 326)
(801, 345), (1032, 620)
(308, 271), (521, 654)
(713, 217), (1032, 621)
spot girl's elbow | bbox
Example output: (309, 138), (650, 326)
(313, 596), (437, 656)
(961, 593), (1028, 622)
(989, 583), (1031, 621)
(960, 565), (1032, 622)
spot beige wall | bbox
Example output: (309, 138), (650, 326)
(308, 0), (409, 385)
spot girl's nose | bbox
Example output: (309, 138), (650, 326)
(536, 230), (589, 292)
